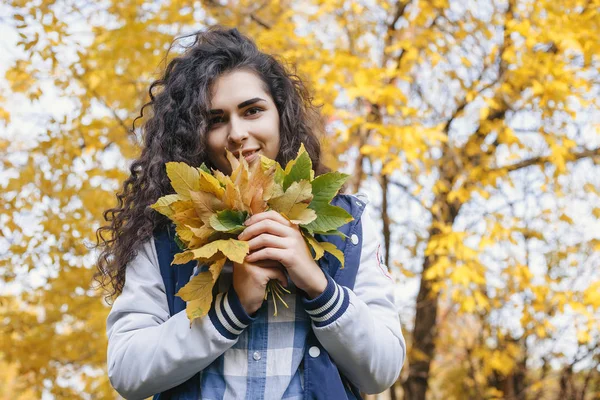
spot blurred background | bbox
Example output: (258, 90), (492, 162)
(1, 0), (599, 399)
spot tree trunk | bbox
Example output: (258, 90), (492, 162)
(402, 254), (439, 400)
(403, 169), (460, 400)
(381, 174), (391, 268)
(380, 174), (399, 400)
(349, 125), (369, 193)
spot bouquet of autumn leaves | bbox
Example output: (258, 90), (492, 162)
(150, 145), (353, 324)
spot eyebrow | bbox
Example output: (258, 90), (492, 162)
(209, 97), (266, 114)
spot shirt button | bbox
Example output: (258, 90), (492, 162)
(309, 346), (321, 358)
(253, 351), (261, 361)
(350, 234), (359, 245)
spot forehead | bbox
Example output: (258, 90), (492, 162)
(210, 70), (270, 107)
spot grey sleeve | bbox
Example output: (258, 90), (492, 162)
(304, 201), (406, 394)
(106, 237), (240, 399)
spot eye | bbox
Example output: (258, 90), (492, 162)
(209, 115), (225, 126)
(245, 107), (263, 116)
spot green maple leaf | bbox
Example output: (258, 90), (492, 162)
(304, 203), (353, 234)
(174, 234), (188, 251)
(303, 171), (352, 235)
(269, 180), (313, 214)
(310, 172), (349, 205)
(282, 144), (312, 191)
(197, 162), (211, 174)
(209, 209), (248, 234)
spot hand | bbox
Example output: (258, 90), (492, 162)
(232, 259), (287, 315)
(238, 210), (328, 299)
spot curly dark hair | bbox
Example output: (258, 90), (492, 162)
(94, 26), (328, 302)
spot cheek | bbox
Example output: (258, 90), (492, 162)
(206, 131), (224, 153)
(263, 113), (280, 158)
(205, 132), (226, 167)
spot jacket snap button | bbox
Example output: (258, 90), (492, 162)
(350, 234), (359, 245)
(253, 351), (261, 361)
(309, 346), (321, 358)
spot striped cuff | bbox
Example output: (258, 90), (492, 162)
(208, 287), (255, 340)
(302, 274), (350, 327)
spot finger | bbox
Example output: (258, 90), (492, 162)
(248, 233), (289, 251)
(238, 219), (293, 241)
(247, 259), (284, 269)
(245, 210), (291, 227)
(234, 258), (283, 269)
(234, 259), (276, 269)
(245, 247), (286, 265)
(262, 265), (288, 287)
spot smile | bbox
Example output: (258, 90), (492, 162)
(232, 148), (260, 163)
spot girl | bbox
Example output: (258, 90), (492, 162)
(96, 26), (405, 400)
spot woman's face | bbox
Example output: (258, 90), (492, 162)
(206, 69), (280, 174)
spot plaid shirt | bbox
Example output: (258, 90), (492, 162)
(202, 262), (349, 399)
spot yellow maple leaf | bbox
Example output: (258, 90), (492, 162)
(189, 190), (225, 224)
(176, 224), (195, 242)
(191, 239), (249, 264)
(320, 242), (345, 268)
(176, 271), (215, 323)
(199, 169), (225, 198)
(213, 169), (234, 187)
(269, 180), (313, 216)
(264, 179), (284, 201)
(171, 207), (203, 228)
(172, 250), (195, 265)
(223, 181), (245, 210)
(260, 155), (277, 171)
(171, 200), (194, 213)
(186, 297), (212, 324)
(188, 225), (214, 248)
(226, 149), (241, 172)
(287, 203), (317, 225)
(150, 194), (182, 217)
(242, 159), (275, 214)
(176, 270), (215, 302)
(305, 234), (325, 260)
(227, 150), (250, 189)
(209, 257), (227, 281)
(166, 162), (200, 199)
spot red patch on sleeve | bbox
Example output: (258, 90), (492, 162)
(376, 244), (393, 280)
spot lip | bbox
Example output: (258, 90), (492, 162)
(244, 150), (260, 164)
(232, 148), (260, 163)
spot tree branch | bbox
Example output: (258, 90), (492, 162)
(249, 13), (271, 29)
(444, 0), (514, 137)
(502, 146), (600, 173)
(387, 178), (431, 213)
(388, 0), (412, 33)
(205, 0), (272, 30)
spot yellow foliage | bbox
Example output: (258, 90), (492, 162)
(176, 270), (218, 324)
(2, 0), (600, 396)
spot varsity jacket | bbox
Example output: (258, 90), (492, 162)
(106, 194), (405, 399)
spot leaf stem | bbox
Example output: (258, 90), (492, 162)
(266, 280), (290, 316)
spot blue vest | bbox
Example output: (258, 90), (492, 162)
(152, 194), (365, 400)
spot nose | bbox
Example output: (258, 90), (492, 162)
(227, 117), (248, 144)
